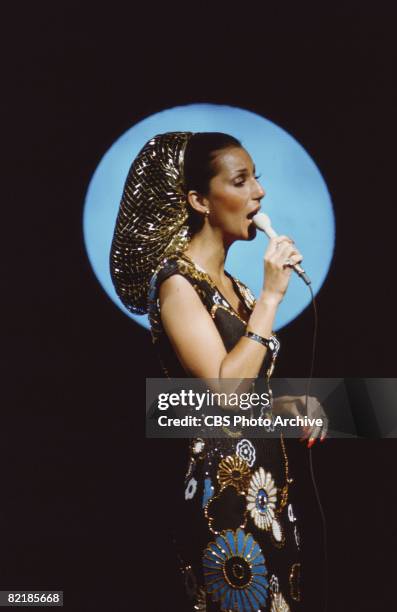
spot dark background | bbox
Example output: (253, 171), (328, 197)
(3, 4), (396, 611)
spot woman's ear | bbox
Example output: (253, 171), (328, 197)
(187, 190), (209, 215)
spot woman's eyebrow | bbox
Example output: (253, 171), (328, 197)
(233, 164), (256, 176)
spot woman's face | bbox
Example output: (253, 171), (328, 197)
(206, 146), (265, 242)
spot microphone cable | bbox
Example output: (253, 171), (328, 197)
(304, 283), (329, 611)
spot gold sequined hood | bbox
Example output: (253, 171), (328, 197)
(109, 131), (194, 314)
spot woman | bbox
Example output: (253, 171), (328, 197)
(110, 131), (324, 611)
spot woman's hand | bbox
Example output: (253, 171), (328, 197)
(261, 236), (303, 303)
(298, 395), (328, 446)
(272, 394), (329, 447)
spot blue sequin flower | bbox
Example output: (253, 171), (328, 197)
(203, 528), (268, 611)
(202, 477), (214, 509)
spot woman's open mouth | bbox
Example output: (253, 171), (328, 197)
(246, 208), (260, 222)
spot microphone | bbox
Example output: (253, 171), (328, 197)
(253, 212), (312, 286)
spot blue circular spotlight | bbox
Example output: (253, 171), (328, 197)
(83, 103), (335, 330)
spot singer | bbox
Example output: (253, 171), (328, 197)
(110, 132), (326, 610)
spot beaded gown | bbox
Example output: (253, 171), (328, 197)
(148, 252), (303, 612)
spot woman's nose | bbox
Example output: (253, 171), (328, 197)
(254, 182), (266, 200)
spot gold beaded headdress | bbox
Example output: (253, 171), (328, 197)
(109, 131), (194, 314)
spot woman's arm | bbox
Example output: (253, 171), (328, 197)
(159, 274), (279, 380)
(159, 235), (303, 383)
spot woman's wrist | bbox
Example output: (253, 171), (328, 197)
(258, 288), (283, 307)
(246, 292), (279, 339)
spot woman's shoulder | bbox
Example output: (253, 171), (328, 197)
(148, 252), (207, 298)
(147, 252), (214, 321)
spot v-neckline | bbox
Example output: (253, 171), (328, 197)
(179, 252), (252, 324)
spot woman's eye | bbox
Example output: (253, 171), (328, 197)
(234, 173), (260, 187)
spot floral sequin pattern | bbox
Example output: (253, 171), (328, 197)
(289, 563), (301, 602)
(194, 587), (207, 611)
(246, 467), (277, 531)
(261, 408), (276, 433)
(271, 517), (285, 548)
(213, 291), (230, 308)
(217, 455), (251, 494)
(191, 438), (206, 458)
(270, 591), (291, 611)
(146, 249), (304, 609)
(184, 456), (196, 482)
(269, 574), (279, 594)
(185, 477), (198, 500)
(287, 503), (297, 523)
(236, 439), (256, 467)
(268, 334), (280, 359)
(202, 528), (269, 612)
(232, 278), (256, 311)
(294, 524), (301, 550)
(202, 477), (214, 509)
(266, 334), (281, 378)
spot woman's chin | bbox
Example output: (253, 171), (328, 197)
(227, 222), (257, 242)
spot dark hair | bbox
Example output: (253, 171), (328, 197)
(182, 132), (242, 235)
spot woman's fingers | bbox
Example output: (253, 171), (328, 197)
(272, 243), (303, 268)
(299, 425), (311, 441)
(286, 253), (304, 266)
(316, 404), (329, 443)
(300, 396), (327, 447)
(307, 423), (323, 447)
(320, 416), (329, 442)
(282, 254), (304, 271)
(266, 235), (294, 258)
